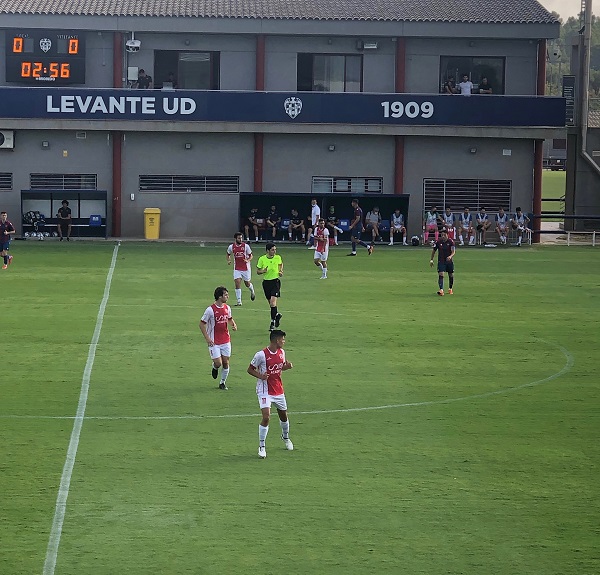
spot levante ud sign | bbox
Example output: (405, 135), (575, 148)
(0, 88), (566, 127)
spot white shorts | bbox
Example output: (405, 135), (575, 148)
(208, 342), (231, 360)
(233, 270), (251, 282)
(314, 250), (328, 262)
(257, 392), (288, 412)
(392, 224), (404, 231)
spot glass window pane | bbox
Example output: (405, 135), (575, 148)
(313, 55), (345, 92)
(179, 52), (212, 89)
(345, 56), (362, 92)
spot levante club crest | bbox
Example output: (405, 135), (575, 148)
(284, 97), (302, 119)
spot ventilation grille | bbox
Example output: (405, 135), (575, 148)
(139, 175), (239, 193)
(0, 172), (12, 191)
(30, 173), (97, 190)
(423, 178), (512, 211)
(312, 176), (383, 194)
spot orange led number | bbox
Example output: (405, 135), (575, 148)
(13, 37), (23, 53)
(60, 63), (70, 78)
(21, 62), (31, 77)
(68, 39), (79, 54)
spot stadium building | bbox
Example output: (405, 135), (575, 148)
(0, 0), (565, 239)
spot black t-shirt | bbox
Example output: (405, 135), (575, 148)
(267, 211), (280, 224)
(290, 213), (302, 225)
(58, 206), (71, 220)
(137, 75), (152, 89)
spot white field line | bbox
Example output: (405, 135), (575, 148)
(42, 242), (121, 575)
(6, 340), (572, 424)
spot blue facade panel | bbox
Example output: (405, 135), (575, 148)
(0, 88), (566, 127)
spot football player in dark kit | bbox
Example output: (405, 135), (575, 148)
(430, 228), (455, 296)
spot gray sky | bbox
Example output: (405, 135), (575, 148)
(538, 0), (583, 20)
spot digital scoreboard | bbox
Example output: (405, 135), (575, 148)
(5, 30), (85, 85)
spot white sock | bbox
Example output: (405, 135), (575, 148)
(280, 420), (290, 439)
(235, 288), (242, 302)
(248, 282), (255, 294)
(259, 424), (269, 446)
(322, 268), (328, 277)
(389, 238), (393, 245)
(459, 235), (464, 243)
(220, 367), (230, 384)
(334, 226), (343, 233)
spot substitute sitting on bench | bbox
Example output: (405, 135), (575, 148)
(57, 200), (72, 241)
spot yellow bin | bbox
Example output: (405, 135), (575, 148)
(144, 208), (161, 239)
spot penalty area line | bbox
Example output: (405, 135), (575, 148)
(42, 242), (120, 575)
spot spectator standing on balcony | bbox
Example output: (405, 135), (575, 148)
(443, 76), (457, 94)
(479, 77), (493, 94)
(495, 207), (509, 245)
(135, 69), (153, 89)
(388, 209), (407, 246)
(458, 74), (473, 96)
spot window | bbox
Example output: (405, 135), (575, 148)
(423, 178), (512, 211)
(30, 173), (97, 189)
(0, 172), (12, 191)
(312, 176), (382, 194)
(154, 51), (220, 90)
(139, 175), (239, 193)
(440, 56), (505, 95)
(552, 138), (567, 150)
(298, 54), (362, 92)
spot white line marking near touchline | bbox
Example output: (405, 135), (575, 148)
(42, 243), (120, 575)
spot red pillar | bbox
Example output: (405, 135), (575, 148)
(394, 38), (406, 194)
(111, 32), (123, 237)
(254, 35), (265, 192)
(395, 38), (406, 93)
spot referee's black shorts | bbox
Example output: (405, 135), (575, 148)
(262, 278), (281, 300)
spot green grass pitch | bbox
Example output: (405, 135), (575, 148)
(1, 240), (598, 575)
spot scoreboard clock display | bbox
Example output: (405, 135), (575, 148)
(5, 30), (85, 85)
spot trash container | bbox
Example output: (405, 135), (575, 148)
(144, 208), (161, 240)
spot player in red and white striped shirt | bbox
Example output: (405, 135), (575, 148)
(226, 232), (256, 306)
(247, 329), (294, 458)
(199, 286), (237, 390)
(313, 218), (329, 279)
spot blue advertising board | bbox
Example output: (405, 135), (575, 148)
(0, 88), (566, 127)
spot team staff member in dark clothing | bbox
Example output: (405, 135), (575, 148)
(0, 211), (15, 269)
(430, 228), (455, 296)
(57, 199), (72, 241)
(136, 69), (153, 89)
